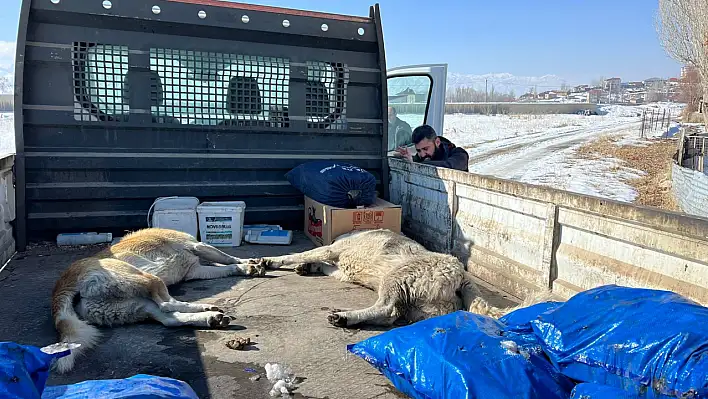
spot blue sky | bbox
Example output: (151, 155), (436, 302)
(0, 0), (681, 84)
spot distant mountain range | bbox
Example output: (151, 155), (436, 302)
(0, 70), (571, 97)
(446, 72), (568, 94)
(0, 41), (572, 97)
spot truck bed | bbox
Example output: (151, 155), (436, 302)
(0, 232), (516, 399)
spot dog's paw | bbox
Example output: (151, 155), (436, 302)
(327, 311), (348, 328)
(206, 312), (231, 328)
(293, 263), (310, 276)
(245, 263), (266, 277)
(256, 258), (281, 270)
(199, 304), (223, 313)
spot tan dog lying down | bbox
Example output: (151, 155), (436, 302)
(51, 228), (266, 373)
(254, 228), (550, 328)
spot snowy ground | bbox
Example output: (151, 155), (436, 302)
(401, 102), (684, 203)
(0, 113), (12, 157)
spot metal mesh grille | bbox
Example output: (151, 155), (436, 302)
(306, 61), (349, 130)
(72, 42), (130, 122)
(150, 48), (290, 127)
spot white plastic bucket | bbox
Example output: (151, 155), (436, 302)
(148, 196), (200, 238)
(197, 201), (247, 247)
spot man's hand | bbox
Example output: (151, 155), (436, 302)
(396, 146), (413, 163)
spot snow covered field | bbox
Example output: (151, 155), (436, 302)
(402, 103), (684, 203)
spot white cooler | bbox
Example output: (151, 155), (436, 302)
(148, 196), (200, 238)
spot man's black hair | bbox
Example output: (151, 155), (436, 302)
(411, 124), (437, 144)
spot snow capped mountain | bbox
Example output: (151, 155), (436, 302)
(447, 72), (568, 93)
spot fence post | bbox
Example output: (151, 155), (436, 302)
(700, 138), (706, 173)
(663, 109), (667, 130)
(676, 128), (685, 165)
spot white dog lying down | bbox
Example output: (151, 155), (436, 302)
(51, 228), (266, 373)
(254, 229), (552, 328)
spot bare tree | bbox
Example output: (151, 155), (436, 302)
(680, 66), (702, 113)
(656, 0), (708, 122)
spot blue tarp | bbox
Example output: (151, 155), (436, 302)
(531, 285), (708, 398)
(347, 310), (575, 399)
(0, 342), (69, 399)
(42, 375), (199, 399)
(498, 301), (562, 332)
(570, 383), (644, 399)
(0, 341), (198, 399)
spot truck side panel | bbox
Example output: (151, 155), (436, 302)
(390, 158), (708, 305)
(15, 0), (388, 246)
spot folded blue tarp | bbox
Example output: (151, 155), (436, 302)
(348, 310), (575, 399)
(531, 285), (708, 398)
(42, 374), (199, 399)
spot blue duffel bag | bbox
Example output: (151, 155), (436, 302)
(285, 161), (377, 208)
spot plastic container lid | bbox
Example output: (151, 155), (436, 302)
(197, 201), (246, 208)
(152, 196), (200, 211)
(197, 201), (247, 213)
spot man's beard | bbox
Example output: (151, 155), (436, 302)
(421, 145), (441, 160)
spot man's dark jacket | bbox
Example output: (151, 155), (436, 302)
(412, 136), (469, 172)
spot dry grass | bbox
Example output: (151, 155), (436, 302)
(576, 136), (680, 211)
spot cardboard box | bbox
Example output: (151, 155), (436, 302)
(304, 196), (402, 246)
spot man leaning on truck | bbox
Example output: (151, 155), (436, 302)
(396, 125), (469, 172)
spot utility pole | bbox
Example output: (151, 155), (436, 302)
(485, 79), (488, 103)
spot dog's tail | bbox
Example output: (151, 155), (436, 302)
(460, 272), (558, 319)
(51, 270), (100, 374)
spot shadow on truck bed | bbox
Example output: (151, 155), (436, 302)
(0, 232), (516, 399)
(0, 233), (384, 398)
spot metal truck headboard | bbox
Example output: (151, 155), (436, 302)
(14, 0), (389, 248)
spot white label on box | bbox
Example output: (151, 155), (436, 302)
(205, 216), (234, 244)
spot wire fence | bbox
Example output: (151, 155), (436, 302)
(678, 133), (707, 173)
(640, 108), (672, 138)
